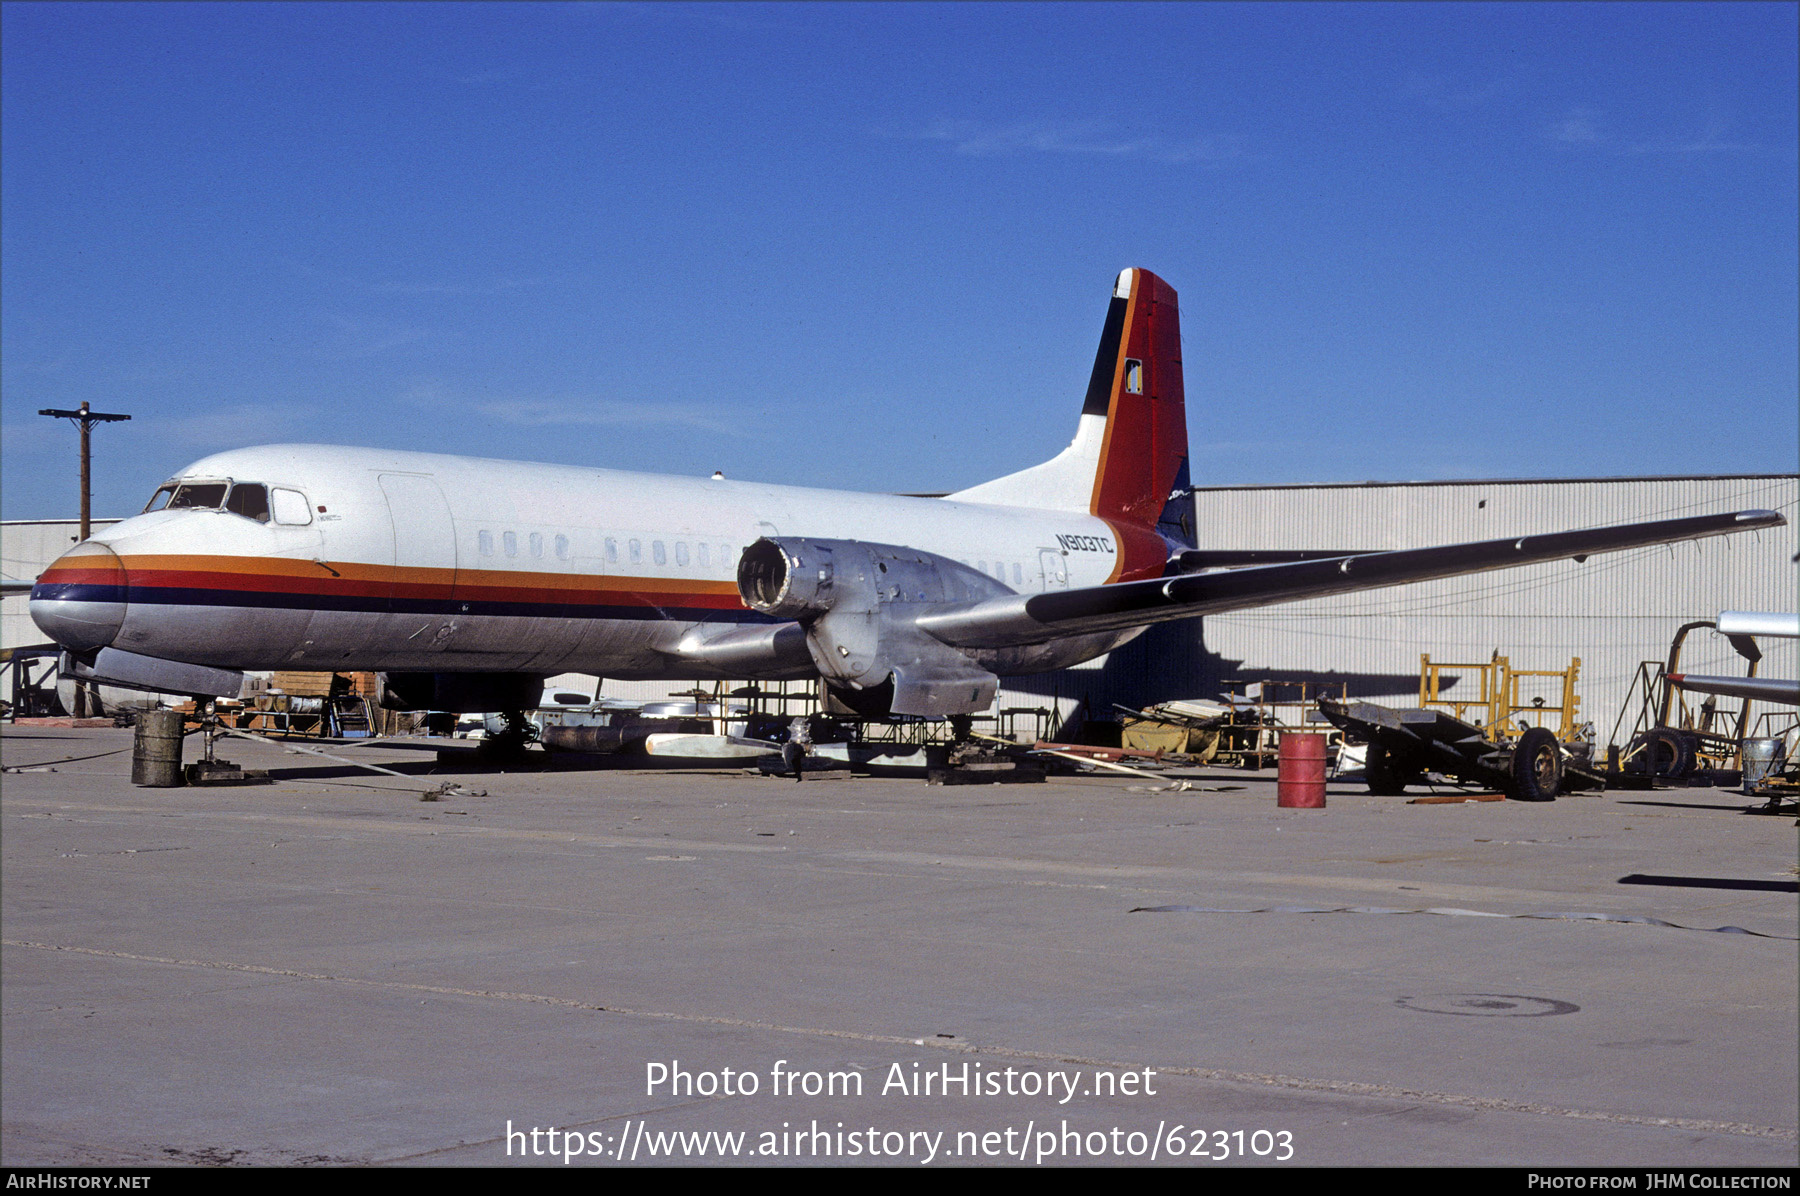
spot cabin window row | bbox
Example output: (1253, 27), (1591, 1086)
(466, 530), (1027, 589)
(980, 560), (1025, 587)
(474, 530), (737, 571)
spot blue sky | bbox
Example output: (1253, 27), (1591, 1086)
(4, 1), (1795, 522)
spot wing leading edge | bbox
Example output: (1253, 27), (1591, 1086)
(917, 509), (1787, 651)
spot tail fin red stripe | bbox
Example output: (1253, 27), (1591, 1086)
(1088, 269), (1188, 534)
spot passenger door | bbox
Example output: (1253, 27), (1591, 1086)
(379, 474), (458, 627)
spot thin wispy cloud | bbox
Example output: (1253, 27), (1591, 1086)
(905, 119), (1239, 165)
(1548, 109), (1764, 155)
(0, 418), (68, 456)
(283, 260), (564, 300)
(562, 2), (777, 33)
(444, 65), (600, 93)
(374, 277), (560, 297)
(137, 405), (314, 451)
(122, 361), (216, 386)
(1548, 107), (1604, 145)
(1403, 69), (1528, 112)
(1623, 120), (1761, 156)
(397, 385), (746, 436)
(453, 68), (522, 86)
(314, 312), (438, 360)
(2, 354), (73, 378)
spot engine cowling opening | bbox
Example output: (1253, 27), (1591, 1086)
(738, 537), (833, 619)
(737, 539), (790, 610)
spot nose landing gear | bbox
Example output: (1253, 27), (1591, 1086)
(474, 708), (539, 764)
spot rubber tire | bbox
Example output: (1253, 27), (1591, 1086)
(1366, 743), (1423, 796)
(1630, 727), (1695, 779)
(1510, 726), (1563, 801)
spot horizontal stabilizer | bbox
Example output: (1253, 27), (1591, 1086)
(919, 509), (1787, 650)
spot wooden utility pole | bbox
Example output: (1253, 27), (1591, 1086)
(38, 402), (131, 719)
(38, 402), (130, 542)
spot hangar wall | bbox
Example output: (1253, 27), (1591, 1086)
(998, 474), (1797, 744)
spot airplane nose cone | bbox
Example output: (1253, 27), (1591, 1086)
(29, 541), (128, 652)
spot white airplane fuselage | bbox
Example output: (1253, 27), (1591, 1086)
(70, 443), (1150, 682)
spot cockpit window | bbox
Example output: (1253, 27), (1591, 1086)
(143, 480), (278, 522)
(270, 488), (312, 525)
(168, 482), (229, 510)
(225, 483), (271, 523)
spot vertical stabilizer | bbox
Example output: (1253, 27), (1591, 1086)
(947, 268), (1189, 546)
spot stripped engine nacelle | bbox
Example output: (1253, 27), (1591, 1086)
(736, 537), (1011, 717)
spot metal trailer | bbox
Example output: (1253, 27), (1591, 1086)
(1318, 696), (1606, 801)
(1609, 619), (1768, 782)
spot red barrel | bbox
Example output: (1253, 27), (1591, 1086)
(1276, 732), (1327, 808)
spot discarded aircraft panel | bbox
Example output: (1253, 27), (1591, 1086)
(1117, 698), (1229, 759)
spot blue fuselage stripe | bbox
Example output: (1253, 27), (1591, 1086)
(31, 582), (775, 624)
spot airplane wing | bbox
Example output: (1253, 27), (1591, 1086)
(918, 508), (1787, 650)
(1, 578), (36, 598)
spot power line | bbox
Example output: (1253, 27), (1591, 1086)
(37, 402), (130, 542)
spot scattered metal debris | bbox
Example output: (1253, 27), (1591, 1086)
(1408, 792), (1507, 804)
(218, 727), (482, 800)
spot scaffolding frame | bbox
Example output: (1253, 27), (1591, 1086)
(663, 679), (1054, 747)
(1418, 652), (1584, 744)
(1215, 678), (1349, 766)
